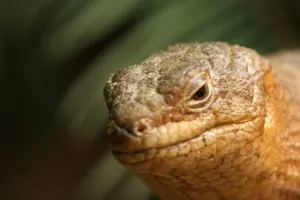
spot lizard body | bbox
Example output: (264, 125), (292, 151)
(104, 42), (300, 200)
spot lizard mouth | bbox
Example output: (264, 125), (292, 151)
(109, 117), (260, 164)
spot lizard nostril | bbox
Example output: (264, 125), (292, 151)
(134, 119), (152, 135)
(136, 122), (147, 133)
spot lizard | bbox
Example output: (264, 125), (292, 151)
(103, 42), (300, 200)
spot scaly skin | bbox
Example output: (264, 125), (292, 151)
(103, 42), (300, 200)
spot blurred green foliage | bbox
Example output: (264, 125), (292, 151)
(1, 0), (300, 199)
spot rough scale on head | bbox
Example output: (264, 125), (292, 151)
(104, 42), (270, 172)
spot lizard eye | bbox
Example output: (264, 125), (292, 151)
(191, 84), (209, 101)
(184, 74), (213, 110)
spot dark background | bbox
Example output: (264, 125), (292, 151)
(1, 0), (300, 199)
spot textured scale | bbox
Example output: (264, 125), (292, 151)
(103, 42), (300, 200)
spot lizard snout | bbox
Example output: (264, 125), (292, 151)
(106, 118), (153, 152)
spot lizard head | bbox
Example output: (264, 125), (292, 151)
(104, 42), (270, 174)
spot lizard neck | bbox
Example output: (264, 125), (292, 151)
(132, 120), (268, 199)
(137, 136), (269, 200)
(260, 70), (300, 198)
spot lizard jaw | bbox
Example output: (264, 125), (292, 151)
(110, 117), (261, 165)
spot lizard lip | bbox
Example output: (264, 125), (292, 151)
(107, 117), (213, 153)
(109, 117), (260, 164)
